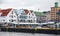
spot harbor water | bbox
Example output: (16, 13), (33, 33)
(0, 32), (60, 36)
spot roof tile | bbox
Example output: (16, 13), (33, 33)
(0, 9), (12, 16)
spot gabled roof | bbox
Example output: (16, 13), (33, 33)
(0, 9), (12, 16)
(34, 11), (45, 16)
(24, 9), (29, 14)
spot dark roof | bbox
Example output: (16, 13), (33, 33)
(0, 9), (12, 16)
(24, 9), (29, 14)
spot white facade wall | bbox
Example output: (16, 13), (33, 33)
(0, 16), (7, 23)
(0, 9), (37, 24)
(27, 11), (36, 23)
(18, 10), (37, 23)
(7, 9), (17, 24)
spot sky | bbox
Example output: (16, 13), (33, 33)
(0, 0), (57, 11)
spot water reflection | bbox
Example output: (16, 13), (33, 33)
(0, 32), (59, 36)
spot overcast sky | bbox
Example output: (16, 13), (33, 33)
(0, 0), (57, 11)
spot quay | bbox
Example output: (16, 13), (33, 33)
(0, 23), (60, 34)
(0, 26), (60, 34)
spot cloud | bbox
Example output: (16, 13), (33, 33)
(0, 0), (56, 11)
(0, 0), (3, 4)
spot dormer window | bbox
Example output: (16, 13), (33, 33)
(57, 10), (60, 15)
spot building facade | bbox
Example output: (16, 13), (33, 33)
(51, 2), (60, 22)
(34, 11), (46, 23)
(11, 9), (37, 23)
(43, 11), (51, 22)
(18, 9), (37, 23)
(0, 8), (17, 24)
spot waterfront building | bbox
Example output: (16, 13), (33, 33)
(18, 9), (36, 23)
(43, 11), (51, 22)
(51, 2), (60, 22)
(0, 8), (17, 24)
(10, 9), (37, 23)
(34, 11), (46, 23)
(0, 9), (37, 23)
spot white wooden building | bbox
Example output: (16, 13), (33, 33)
(0, 9), (37, 24)
(13, 9), (37, 23)
(0, 8), (17, 24)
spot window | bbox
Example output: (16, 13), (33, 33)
(21, 13), (26, 15)
(13, 20), (16, 22)
(11, 20), (13, 22)
(31, 16), (32, 18)
(28, 20), (32, 23)
(59, 25), (60, 28)
(33, 17), (35, 19)
(29, 16), (30, 18)
(9, 20), (12, 22)
(12, 11), (13, 14)
(14, 16), (16, 17)
(8, 24), (12, 27)
(28, 20), (30, 22)
(12, 16), (13, 18)
(32, 14), (34, 16)
(20, 20), (26, 22)
(31, 20), (32, 23)
(31, 11), (33, 13)
(20, 15), (27, 19)
(9, 20), (16, 22)
(3, 20), (5, 21)
(29, 13), (30, 15)
(9, 20), (10, 21)
(9, 16), (13, 18)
